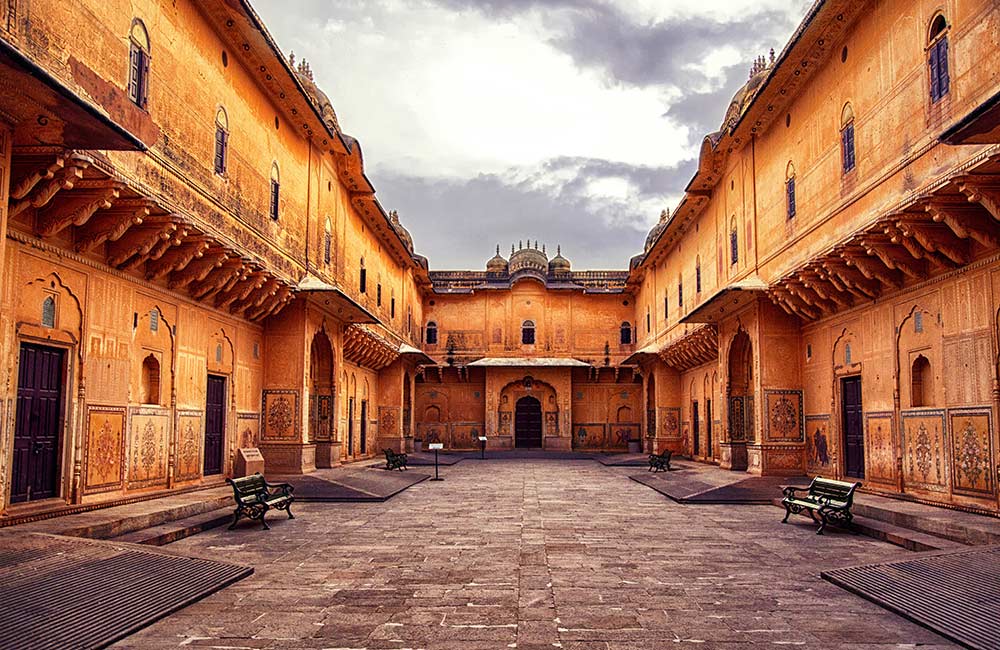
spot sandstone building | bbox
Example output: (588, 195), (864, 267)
(1, 0), (999, 522)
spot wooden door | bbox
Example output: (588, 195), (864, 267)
(11, 343), (65, 503)
(514, 397), (542, 448)
(204, 375), (226, 476)
(360, 400), (368, 455)
(706, 399), (713, 459)
(841, 376), (864, 479)
(348, 398), (355, 456)
(692, 401), (700, 456)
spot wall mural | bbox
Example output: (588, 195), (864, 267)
(901, 409), (948, 493)
(573, 423), (608, 450)
(804, 414), (831, 473)
(84, 406), (126, 494)
(659, 407), (680, 439)
(127, 407), (169, 490)
(262, 389), (299, 440)
(499, 410), (512, 435)
(378, 406), (400, 439)
(765, 390), (804, 442)
(948, 407), (994, 497)
(544, 411), (559, 435)
(864, 412), (896, 485)
(175, 410), (203, 482)
(237, 412), (260, 448)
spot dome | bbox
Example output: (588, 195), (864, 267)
(388, 210), (414, 253)
(644, 209), (670, 253)
(290, 54), (341, 132)
(722, 52), (773, 131)
(548, 245), (571, 273)
(509, 241), (548, 275)
(486, 245), (508, 273)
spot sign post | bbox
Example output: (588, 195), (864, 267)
(478, 436), (488, 460)
(428, 442), (444, 481)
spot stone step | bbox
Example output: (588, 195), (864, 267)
(852, 496), (1000, 546)
(851, 515), (967, 552)
(58, 492), (234, 540)
(107, 507), (233, 546)
(771, 499), (966, 552)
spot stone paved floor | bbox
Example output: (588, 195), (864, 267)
(112, 460), (958, 649)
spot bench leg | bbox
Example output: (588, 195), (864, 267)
(781, 505), (791, 523)
(228, 509), (242, 530)
(816, 514), (828, 535)
(285, 504), (295, 520)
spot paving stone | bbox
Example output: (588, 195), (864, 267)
(110, 459), (960, 649)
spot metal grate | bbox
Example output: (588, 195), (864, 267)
(0, 533), (252, 650)
(823, 546), (1000, 650)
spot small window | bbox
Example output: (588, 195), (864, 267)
(141, 353), (160, 405)
(914, 311), (924, 333)
(620, 322), (632, 345)
(841, 103), (856, 173)
(426, 322), (438, 345)
(391, 297), (396, 319)
(127, 19), (151, 109)
(646, 309), (651, 333)
(786, 162), (796, 219)
(928, 15), (950, 103)
(677, 276), (683, 308)
(845, 342), (852, 366)
(911, 355), (932, 407)
(41, 296), (56, 328)
(695, 256), (702, 293)
(149, 308), (159, 332)
(730, 218), (738, 265)
(664, 292), (669, 320)
(359, 264), (367, 294)
(269, 163), (280, 220)
(214, 108), (229, 175)
(377, 283), (382, 307)
(522, 320), (536, 345)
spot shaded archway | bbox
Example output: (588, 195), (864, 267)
(726, 329), (753, 470)
(514, 396), (542, 448)
(309, 329), (335, 466)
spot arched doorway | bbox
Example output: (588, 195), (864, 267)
(514, 396), (542, 448)
(309, 330), (334, 444)
(726, 329), (753, 470)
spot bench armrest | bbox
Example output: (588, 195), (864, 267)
(782, 485), (807, 498)
(264, 481), (294, 496)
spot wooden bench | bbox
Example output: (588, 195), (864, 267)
(383, 448), (408, 471)
(226, 473), (294, 530)
(647, 450), (672, 472)
(781, 477), (861, 534)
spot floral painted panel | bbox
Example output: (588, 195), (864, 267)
(901, 409), (948, 493)
(765, 390), (804, 442)
(948, 408), (994, 497)
(262, 389), (299, 441)
(175, 410), (203, 482)
(84, 406), (126, 494)
(127, 407), (170, 489)
(865, 412), (896, 486)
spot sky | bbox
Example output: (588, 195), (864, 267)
(253, 0), (811, 270)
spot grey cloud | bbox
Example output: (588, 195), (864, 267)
(371, 157), (694, 270)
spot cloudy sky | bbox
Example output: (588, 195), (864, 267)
(254, 0), (810, 270)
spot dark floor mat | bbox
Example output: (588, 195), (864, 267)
(277, 471), (428, 502)
(632, 474), (808, 504)
(0, 532), (251, 650)
(823, 546), (1000, 650)
(594, 453), (650, 466)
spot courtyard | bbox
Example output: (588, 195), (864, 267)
(110, 459), (957, 649)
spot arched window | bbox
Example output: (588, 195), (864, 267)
(269, 162), (280, 220)
(390, 295), (396, 319)
(677, 274), (683, 308)
(376, 282), (382, 307)
(426, 321), (438, 345)
(928, 14), (950, 103)
(841, 103), (856, 173)
(620, 321), (632, 345)
(786, 161), (796, 219)
(911, 355), (933, 407)
(323, 217), (332, 264)
(522, 320), (536, 345)
(128, 19), (151, 109)
(730, 217), (738, 265)
(695, 256), (702, 293)
(663, 290), (669, 320)
(41, 296), (56, 328)
(214, 107), (229, 175)
(141, 354), (160, 405)
(646, 308), (651, 333)
(359, 258), (367, 293)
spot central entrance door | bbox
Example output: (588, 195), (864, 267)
(514, 396), (542, 448)
(204, 375), (226, 476)
(11, 343), (65, 503)
(841, 376), (864, 479)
